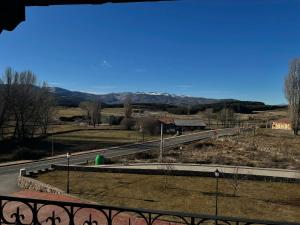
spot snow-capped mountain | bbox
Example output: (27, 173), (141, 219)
(52, 87), (233, 106)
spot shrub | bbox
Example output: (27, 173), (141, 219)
(120, 118), (136, 130)
(136, 117), (160, 135)
(108, 115), (124, 125)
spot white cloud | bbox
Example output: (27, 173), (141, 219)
(101, 60), (112, 68)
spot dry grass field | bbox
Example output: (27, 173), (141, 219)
(37, 171), (300, 222)
(57, 107), (125, 117)
(112, 128), (300, 170)
(44, 129), (159, 156)
(56, 106), (288, 126)
(237, 108), (288, 122)
(57, 107), (86, 118)
(0, 129), (158, 162)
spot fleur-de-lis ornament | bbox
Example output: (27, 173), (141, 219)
(46, 211), (61, 225)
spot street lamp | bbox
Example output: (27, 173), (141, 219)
(66, 152), (71, 194)
(51, 126), (54, 157)
(214, 169), (220, 225)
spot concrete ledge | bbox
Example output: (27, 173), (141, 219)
(51, 164), (300, 183)
(17, 175), (65, 194)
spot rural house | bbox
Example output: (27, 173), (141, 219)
(174, 119), (207, 133)
(272, 118), (291, 130)
(159, 117), (177, 134)
(159, 118), (206, 134)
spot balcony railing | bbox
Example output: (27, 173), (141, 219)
(0, 195), (299, 225)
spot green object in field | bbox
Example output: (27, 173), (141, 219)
(95, 155), (104, 165)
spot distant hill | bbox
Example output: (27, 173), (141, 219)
(51, 87), (287, 114)
(52, 87), (234, 107)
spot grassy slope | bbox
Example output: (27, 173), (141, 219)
(38, 171), (300, 222)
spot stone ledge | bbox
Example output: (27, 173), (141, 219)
(17, 175), (65, 194)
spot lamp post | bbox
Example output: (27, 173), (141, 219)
(66, 152), (71, 194)
(214, 169), (220, 225)
(159, 122), (164, 162)
(51, 126), (54, 157)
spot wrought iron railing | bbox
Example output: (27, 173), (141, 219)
(0, 195), (299, 225)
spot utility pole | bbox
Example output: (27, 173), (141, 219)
(51, 126), (54, 157)
(159, 123), (164, 162)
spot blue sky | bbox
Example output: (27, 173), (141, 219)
(1, 0), (300, 104)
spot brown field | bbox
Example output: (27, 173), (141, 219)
(56, 107), (86, 118)
(57, 107), (125, 117)
(37, 171), (300, 222)
(237, 108), (288, 122)
(112, 128), (300, 170)
(56, 106), (288, 125)
(0, 129), (158, 163)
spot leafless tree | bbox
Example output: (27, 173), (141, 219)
(120, 117), (136, 130)
(124, 95), (133, 118)
(136, 117), (160, 136)
(0, 75), (6, 139)
(90, 97), (102, 127)
(37, 83), (57, 135)
(217, 107), (235, 128)
(80, 98), (102, 127)
(8, 70), (37, 141)
(162, 161), (174, 192)
(230, 167), (241, 197)
(204, 108), (214, 128)
(284, 59), (300, 135)
(1, 68), (56, 142)
(187, 103), (191, 115)
(79, 101), (92, 123)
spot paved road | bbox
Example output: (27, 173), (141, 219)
(0, 128), (237, 194)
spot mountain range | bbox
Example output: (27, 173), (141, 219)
(52, 87), (236, 106)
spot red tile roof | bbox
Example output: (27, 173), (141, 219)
(158, 117), (175, 125)
(273, 118), (290, 124)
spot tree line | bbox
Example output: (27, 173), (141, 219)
(0, 68), (56, 142)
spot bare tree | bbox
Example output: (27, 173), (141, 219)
(204, 108), (214, 128)
(284, 59), (300, 135)
(136, 117), (160, 135)
(0, 76), (6, 140)
(162, 161), (174, 192)
(90, 97), (102, 127)
(80, 98), (102, 127)
(0, 68), (15, 131)
(37, 83), (57, 135)
(124, 95), (133, 118)
(1, 68), (56, 142)
(230, 167), (241, 197)
(217, 107), (235, 128)
(11, 70), (39, 141)
(79, 101), (92, 124)
(187, 103), (191, 115)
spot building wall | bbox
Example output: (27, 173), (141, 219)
(272, 122), (291, 130)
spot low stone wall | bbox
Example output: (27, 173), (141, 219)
(17, 175), (65, 194)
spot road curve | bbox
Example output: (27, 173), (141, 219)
(0, 128), (237, 194)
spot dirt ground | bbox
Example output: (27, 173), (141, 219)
(112, 128), (300, 170)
